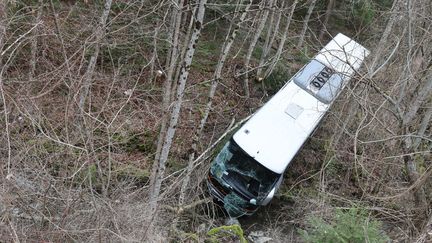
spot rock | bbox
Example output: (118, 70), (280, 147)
(197, 223), (207, 234)
(225, 217), (240, 226)
(248, 231), (273, 243)
(124, 89), (133, 96)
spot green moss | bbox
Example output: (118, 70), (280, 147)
(100, 43), (150, 71)
(42, 140), (61, 153)
(197, 40), (219, 57)
(181, 232), (199, 242)
(279, 186), (319, 202)
(251, 46), (264, 60)
(192, 39), (220, 71)
(115, 165), (150, 184)
(113, 131), (156, 154)
(263, 66), (290, 95)
(111, 1), (130, 13)
(167, 159), (186, 172)
(87, 164), (98, 186)
(322, 140), (344, 177)
(373, 0), (393, 10)
(74, 164), (103, 192)
(299, 46), (313, 64)
(207, 224), (247, 243)
(352, 0), (376, 26)
(325, 157), (343, 178)
(414, 154), (426, 174)
(72, 162), (151, 192)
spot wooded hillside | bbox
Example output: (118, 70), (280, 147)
(0, 0), (431, 242)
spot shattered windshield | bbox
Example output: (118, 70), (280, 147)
(210, 139), (280, 202)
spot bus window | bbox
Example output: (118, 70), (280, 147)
(294, 60), (344, 104)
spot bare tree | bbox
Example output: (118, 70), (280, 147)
(402, 68), (432, 126)
(266, 0), (298, 77)
(400, 68), (432, 216)
(256, 0), (282, 79)
(362, 0), (432, 230)
(412, 104), (432, 149)
(171, 4), (197, 103)
(0, 0), (8, 177)
(178, 0), (252, 206)
(1, 0), (432, 241)
(297, 0), (317, 49)
(370, 0), (404, 72)
(151, 0), (185, 195)
(147, 0), (207, 230)
(29, 0), (43, 81)
(0, 2), (6, 59)
(48, 0), (75, 91)
(243, 0), (274, 97)
(77, 0), (113, 115)
(319, 0), (335, 41)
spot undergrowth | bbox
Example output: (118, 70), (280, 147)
(300, 207), (389, 243)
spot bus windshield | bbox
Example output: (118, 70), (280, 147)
(210, 139), (280, 201)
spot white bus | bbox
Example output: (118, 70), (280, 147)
(207, 33), (370, 217)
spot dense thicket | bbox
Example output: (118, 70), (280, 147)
(0, 0), (431, 241)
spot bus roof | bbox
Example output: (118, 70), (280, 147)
(233, 33), (369, 174)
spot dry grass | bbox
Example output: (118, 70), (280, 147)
(0, 0), (431, 242)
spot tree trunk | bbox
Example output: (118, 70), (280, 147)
(370, 0), (403, 72)
(0, 0), (5, 51)
(29, 0), (43, 81)
(243, 0), (273, 97)
(412, 102), (432, 149)
(77, 0), (112, 114)
(256, 0), (280, 79)
(266, 0), (298, 77)
(414, 213), (432, 243)
(403, 152), (428, 218)
(147, 0), (207, 230)
(297, 0), (317, 49)
(178, 0), (252, 206)
(151, 0), (184, 195)
(0, 0), (8, 176)
(402, 71), (432, 126)
(171, 4), (196, 104)
(49, 0), (73, 83)
(400, 64), (432, 228)
(266, 1), (282, 58)
(318, 0), (335, 41)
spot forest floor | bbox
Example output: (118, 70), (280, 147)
(3, 1), (427, 241)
